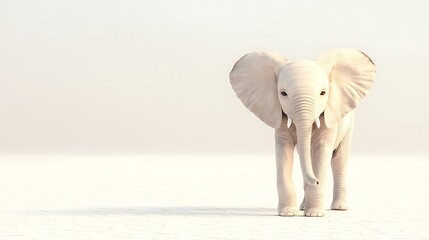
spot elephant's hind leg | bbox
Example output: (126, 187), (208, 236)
(331, 129), (353, 210)
(299, 181), (308, 210)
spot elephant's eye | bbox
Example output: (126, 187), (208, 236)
(280, 91), (287, 96)
(320, 91), (326, 96)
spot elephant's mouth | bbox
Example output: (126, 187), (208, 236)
(284, 112), (324, 129)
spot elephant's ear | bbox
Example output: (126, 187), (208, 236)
(317, 49), (376, 128)
(230, 52), (287, 129)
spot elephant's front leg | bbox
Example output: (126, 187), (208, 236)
(276, 140), (298, 216)
(304, 139), (335, 217)
(331, 128), (353, 210)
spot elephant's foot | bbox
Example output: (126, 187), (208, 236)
(304, 208), (325, 217)
(303, 183), (326, 216)
(331, 200), (348, 210)
(278, 206), (298, 217)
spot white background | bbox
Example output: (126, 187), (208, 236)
(1, 0), (428, 155)
(1, 2), (429, 239)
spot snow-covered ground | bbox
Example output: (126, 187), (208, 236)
(0, 155), (428, 239)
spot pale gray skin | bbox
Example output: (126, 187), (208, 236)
(275, 112), (353, 217)
(230, 48), (376, 217)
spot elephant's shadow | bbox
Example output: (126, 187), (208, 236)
(29, 206), (280, 217)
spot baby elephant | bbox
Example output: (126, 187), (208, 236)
(229, 49), (376, 217)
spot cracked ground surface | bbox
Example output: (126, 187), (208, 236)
(0, 155), (428, 239)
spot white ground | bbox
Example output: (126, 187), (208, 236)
(0, 155), (428, 239)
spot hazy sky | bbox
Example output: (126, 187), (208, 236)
(1, 0), (428, 155)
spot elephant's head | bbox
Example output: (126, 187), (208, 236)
(230, 48), (376, 186)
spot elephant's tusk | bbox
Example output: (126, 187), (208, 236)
(315, 117), (321, 128)
(287, 118), (292, 128)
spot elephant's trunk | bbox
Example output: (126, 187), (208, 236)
(294, 105), (319, 186)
